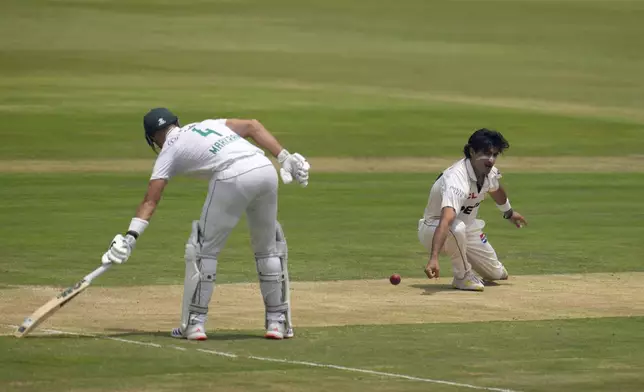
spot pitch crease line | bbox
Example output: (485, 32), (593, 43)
(4, 325), (519, 392)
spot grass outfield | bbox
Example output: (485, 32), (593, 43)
(1, 0), (643, 160)
(1, 171), (643, 391)
(2, 0), (644, 391)
(0, 172), (643, 286)
(2, 318), (644, 392)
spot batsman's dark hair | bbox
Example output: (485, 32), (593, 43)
(463, 128), (510, 158)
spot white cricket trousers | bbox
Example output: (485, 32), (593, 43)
(418, 218), (507, 280)
(200, 157), (279, 260)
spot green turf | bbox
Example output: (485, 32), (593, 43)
(2, 0), (643, 109)
(0, 172), (642, 286)
(1, 0), (643, 159)
(2, 107), (643, 159)
(2, 0), (643, 391)
(2, 317), (643, 392)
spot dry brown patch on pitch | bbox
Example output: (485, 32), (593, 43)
(2, 272), (643, 335)
(1, 156), (643, 174)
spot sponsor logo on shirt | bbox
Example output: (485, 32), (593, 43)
(460, 201), (481, 215)
(448, 186), (467, 199)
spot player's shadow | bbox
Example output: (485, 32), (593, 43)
(410, 283), (454, 295)
(412, 280), (508, 295)
(103, 328), (262, 341)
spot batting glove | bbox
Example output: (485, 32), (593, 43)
(101, 234), (136, 265)
(278, 150), (310, 187)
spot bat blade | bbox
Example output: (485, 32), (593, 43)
(14, 279), (90, 338)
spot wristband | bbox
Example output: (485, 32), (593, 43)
(503, 209), (514, 220)
(127, 217), (149, 238)
(496, 199), (512, 213)
(277, 149), (290, 164)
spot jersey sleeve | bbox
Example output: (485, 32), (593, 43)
(488, 166), (502, 192)
(440, 174), (468, 213)
(202, 118), (227, 128)
(150, 151), (174, 180)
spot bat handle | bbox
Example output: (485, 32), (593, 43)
(83, 264), (112, 283)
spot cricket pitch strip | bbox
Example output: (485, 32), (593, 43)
(1, 272), (643, 336)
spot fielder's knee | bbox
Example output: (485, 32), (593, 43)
(478, 265), (508, 281)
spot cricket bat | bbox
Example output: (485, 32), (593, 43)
(14, 264), (112, 338)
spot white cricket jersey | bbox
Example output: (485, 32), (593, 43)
(150, 119), (267, 181)
(423, 158), (501, 226)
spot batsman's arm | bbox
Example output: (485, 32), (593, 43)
(226, 119), (283, 157)
(101, 179), (168, 265)
(135, 179), (167, 222)
(126, 179), (167, 239)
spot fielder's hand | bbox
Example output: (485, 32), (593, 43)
(508, 211), (528, 228)
(101, 234), (136, 265)
(424, 257), (440, 279)
(278, 149), (310, 187)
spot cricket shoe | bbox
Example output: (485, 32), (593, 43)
(171, 324), (208, 341)
(452, 272), (485, 292)
(500, 267), (509, 280)
(264, 321), (294, 340)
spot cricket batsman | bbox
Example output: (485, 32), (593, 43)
(418, 128), (527, 291)
(100, 108), (310, 340)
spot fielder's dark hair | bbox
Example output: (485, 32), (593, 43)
(463, 128), (510, 158)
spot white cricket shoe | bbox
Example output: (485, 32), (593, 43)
(264, 321), (294, 340)
(452, 272), (485, 292)
(500, 267), (509, 280)
(171, 324), (208, 341)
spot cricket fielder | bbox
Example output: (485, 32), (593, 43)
(418, 128), (527, 291)
(101, 108), (310, 340)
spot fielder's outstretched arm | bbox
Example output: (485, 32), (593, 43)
(425, 206), (457, 279)
(489, 184), (528, 228)
(489, 183), (509, 206)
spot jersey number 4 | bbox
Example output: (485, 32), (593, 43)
(192, 128), (223, 137)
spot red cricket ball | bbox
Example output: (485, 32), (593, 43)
(389, 274), (401, 285)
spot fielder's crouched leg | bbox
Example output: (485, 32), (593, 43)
(466, 219), (509, 283)
(256, 222), (293, 340)
(418, 218), (484, 291)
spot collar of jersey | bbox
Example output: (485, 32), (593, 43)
(161, 127), (181, 149)
(465, 158), (478, 182)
